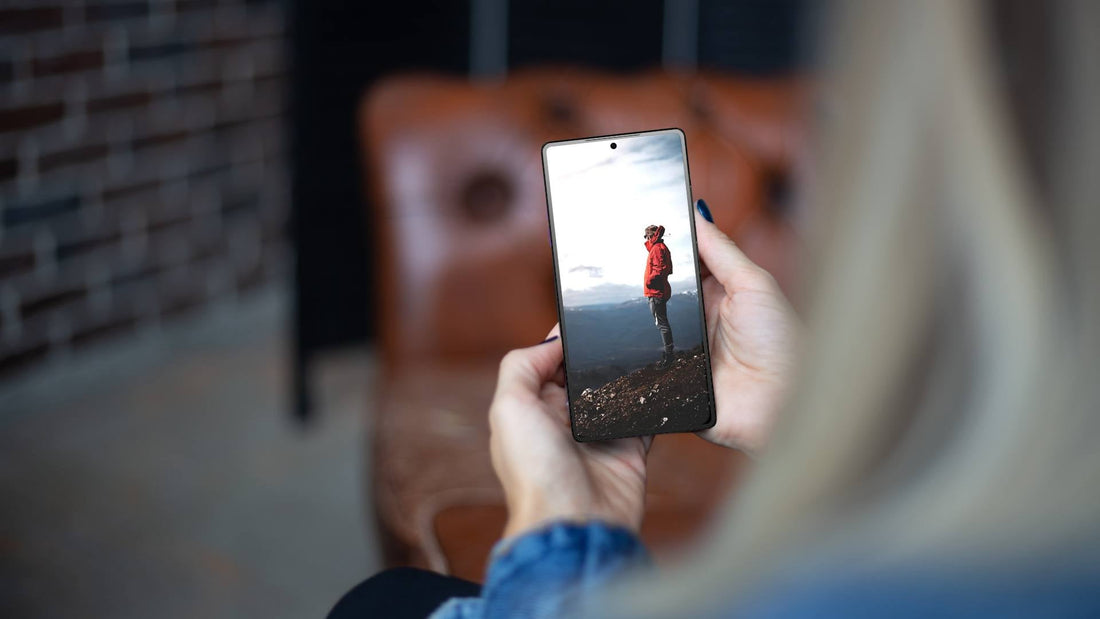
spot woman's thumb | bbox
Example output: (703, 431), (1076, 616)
(497, 325), (563, 395)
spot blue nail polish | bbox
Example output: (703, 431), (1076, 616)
(540, 335), (559, 344)
(696, 199), (714, 223)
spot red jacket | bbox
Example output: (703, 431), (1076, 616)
(643, 227), (673, 299)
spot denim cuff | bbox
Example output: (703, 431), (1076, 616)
(479, 521), (650, 618)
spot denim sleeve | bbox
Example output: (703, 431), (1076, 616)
(430, 521), (650, 619)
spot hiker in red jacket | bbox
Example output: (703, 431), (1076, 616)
(643, 225), (674, 367)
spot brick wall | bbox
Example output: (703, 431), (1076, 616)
(0, 0), (288, 380)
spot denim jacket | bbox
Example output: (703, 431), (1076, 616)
(430, 521), (648, 619)
(429, 520), (1100, 619)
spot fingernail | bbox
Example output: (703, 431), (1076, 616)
(696, 199), (714, 223)
(540, 335), (559, 344)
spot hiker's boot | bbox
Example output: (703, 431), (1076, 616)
(658, 349), (674, 369)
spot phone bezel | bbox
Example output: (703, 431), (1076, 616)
(541, 127), (718, 442)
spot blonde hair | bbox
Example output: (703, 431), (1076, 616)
(602, 1), (1100, 615)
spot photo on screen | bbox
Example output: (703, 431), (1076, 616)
(544, 131), (714, 440)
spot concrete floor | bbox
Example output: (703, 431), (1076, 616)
(0, 289), (379, 618)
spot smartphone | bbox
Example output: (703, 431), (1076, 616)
(542, 128), (717, 442)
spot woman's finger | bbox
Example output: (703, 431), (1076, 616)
(547, 323), (565, 386)
(539, 382), (571, 425)
(694, 202), (770, 293)
(551, 364), (566, 388)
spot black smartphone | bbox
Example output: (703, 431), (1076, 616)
(542, 128), (717, 442)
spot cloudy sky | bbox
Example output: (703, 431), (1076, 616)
(545, 131), (699, 307)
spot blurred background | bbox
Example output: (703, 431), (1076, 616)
(0, 0), (808, 617)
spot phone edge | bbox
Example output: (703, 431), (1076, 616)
(541, 127), (718, 442)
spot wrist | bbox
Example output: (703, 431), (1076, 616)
(503, 492), (638, 540)
(503, 491), (583, 539)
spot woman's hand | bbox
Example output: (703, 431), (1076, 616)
(694, 200), (798, 456)
(490, 327), (652, 540)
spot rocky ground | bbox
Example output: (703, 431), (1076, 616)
(571, 345), (713, 440)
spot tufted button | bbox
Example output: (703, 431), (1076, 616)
(460, 172), (514, 223)
(688, 87), (712, 123)
(541, 92), (578, 126)
(763, 169), (792, 219)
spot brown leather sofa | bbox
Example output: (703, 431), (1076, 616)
(359, 68), (805, 581)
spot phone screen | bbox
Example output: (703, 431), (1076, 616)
(542, 129), (716, 441)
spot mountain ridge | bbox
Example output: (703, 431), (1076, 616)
(562, 291), (704, 392)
